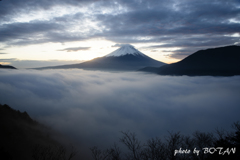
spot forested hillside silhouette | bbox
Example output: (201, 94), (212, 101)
(0, 104), (76, 160)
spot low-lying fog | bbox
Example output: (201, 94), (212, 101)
(1, 69), (240, 158)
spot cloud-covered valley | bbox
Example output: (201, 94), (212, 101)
(0, 69), (240, 158)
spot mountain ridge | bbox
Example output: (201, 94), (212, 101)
(0, 64), (16, 69)
(140, 45), (240, 76)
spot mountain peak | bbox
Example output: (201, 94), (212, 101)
(36, 44), (166, 70)
(105, 44), (147, 57)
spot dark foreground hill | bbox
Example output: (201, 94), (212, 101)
(0, 104), (75, 160)
(140, 45), (240, 76)
(0, 64), (16, 69)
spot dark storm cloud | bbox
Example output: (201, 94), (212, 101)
(0, 69), (240, 158)
(57, 46), (91, 52)
(143, 35), (240, 59)
(0, 0), (97, 18)
(0, 0), (105, 45)
(98, 0), (240, 36)
(0, 21), (64, 45)
(0, 0), (240, 58)
(97, 0), (240, 58)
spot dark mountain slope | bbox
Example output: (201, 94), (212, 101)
(140, 45), (240, 76)
(39, 54), (164, 71)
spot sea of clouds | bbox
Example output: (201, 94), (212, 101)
(0, 69), (240, 158)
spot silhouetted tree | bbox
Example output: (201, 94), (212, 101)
(178, 135), (195, 160)
(141, 137), (166, 160)
(208, 122), (240, 160)
(109, 143), (121, 160)
(165, 131), (183, 160)
(90, 146), (109, 160)
(192, 131), (214, 160)
(32, 144), (76, 160)
(90, 144), (121, 160)
(119, 131), (142, 160)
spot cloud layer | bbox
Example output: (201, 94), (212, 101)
(0, 0), (240, 58)
(0, 69), (240, 158)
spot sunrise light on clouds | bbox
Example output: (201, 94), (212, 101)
(0, 0), (240, 67)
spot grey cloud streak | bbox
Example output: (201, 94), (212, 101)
(0, 69), (240, 158)
(57, 46), (91, 52)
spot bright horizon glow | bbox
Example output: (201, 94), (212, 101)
(1, 40), (181, 66)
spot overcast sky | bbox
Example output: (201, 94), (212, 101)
(0, 0), (240, 66)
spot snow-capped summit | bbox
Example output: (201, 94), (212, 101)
(37, 44), (166, 71)
(105, 44), (147, 57)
